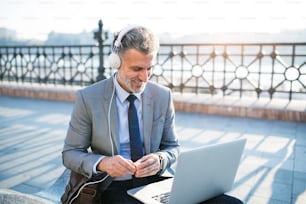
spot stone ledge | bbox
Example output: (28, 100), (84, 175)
(173, 93), (306, 122)
(1, 82), (305, 122)
(0, 189), (52, 204)
(0, 82), (79, 102)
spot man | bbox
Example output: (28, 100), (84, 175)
(62, 25), (242, 204)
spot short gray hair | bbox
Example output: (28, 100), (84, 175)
(113, 26), (160, 58)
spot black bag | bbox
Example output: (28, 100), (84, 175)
(61, 170), (112, 204)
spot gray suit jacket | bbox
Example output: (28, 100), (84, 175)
(62, 77), (180, 178)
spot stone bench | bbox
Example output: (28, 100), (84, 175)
(0, 169), (70, 204)
(0, 189), (53, 204)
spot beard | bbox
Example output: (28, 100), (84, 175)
(117, 72), (146, 93)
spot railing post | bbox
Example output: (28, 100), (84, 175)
(94, 19), (107, 81)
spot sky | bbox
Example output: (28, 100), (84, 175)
(0, 0), (305, 41)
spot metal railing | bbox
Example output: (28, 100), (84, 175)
(153, 43), (306, 100)
(1, 20), (306, 100)
(0, 45), (107, 86)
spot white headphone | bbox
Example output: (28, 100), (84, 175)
(108, 25), (140, 69)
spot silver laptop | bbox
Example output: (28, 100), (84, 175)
(127, 138), (246, 204)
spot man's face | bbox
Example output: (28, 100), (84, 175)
(117, 49), (154, 93)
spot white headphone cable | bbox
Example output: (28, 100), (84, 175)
(108, 77), (116, 157)
(68, 175), (109, 204)
(69, 76), (116, 204)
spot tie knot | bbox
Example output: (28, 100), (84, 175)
(127, 94), (137, 103)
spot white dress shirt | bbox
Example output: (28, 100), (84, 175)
(113, 74), (144, 160)
(93, 73), (144, 180)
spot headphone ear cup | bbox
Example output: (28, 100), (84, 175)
(108, 52), (121, 69)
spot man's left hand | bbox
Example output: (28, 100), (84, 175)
(133, 154), (161, 177)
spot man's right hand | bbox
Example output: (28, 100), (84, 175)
(97, 155), (136, 177)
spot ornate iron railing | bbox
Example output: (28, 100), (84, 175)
(0, 45), (110, 86)
(152, 43), (306, 100)
(0, 21), (305, 100)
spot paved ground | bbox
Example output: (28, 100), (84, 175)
(0, 95), (305, 204)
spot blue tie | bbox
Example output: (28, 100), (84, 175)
(127, 95), (143, 162)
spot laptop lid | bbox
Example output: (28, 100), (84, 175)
(128, 138), (246, 204)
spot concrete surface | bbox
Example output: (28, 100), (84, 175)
(0, 96), (305, 204)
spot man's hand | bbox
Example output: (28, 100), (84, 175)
(97, 155), (136, 177)
(134, 154), (161, 177)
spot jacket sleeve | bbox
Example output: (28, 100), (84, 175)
(62, 91), (102, 178)
(156, 88), (180, 176)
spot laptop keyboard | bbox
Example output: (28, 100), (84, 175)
(152, 192), (171, 204)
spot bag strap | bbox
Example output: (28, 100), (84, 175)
(61, 170), (112, 204)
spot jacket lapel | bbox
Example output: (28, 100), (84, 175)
(102, 78), (120, 154)
(142, 88), (153, 154)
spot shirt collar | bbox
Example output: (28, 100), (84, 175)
(113, 72), (142, 103)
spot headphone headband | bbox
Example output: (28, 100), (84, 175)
(113, 24), (140, 49)
(109, 24), (141, 69)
